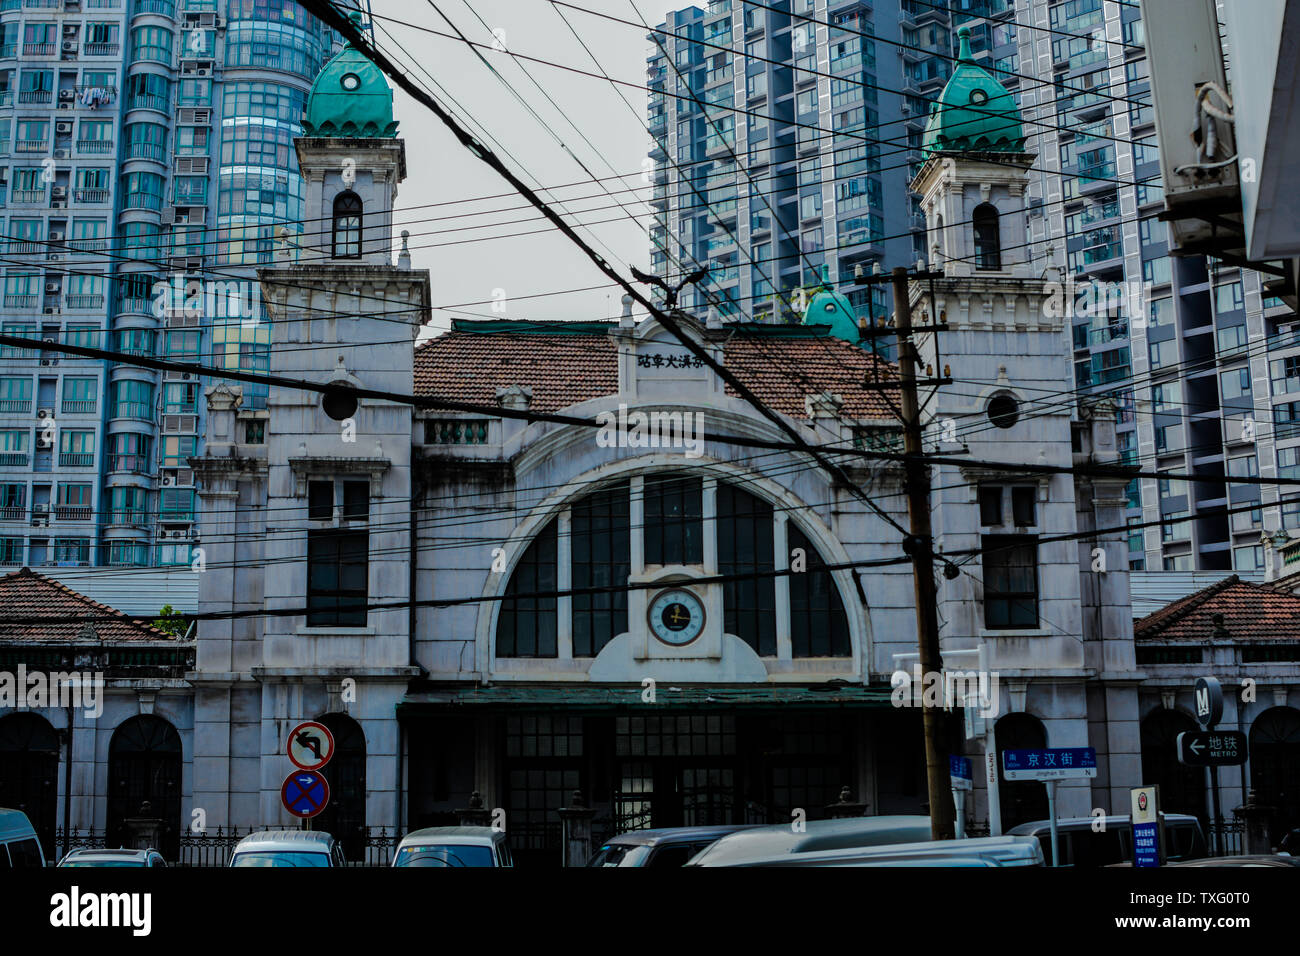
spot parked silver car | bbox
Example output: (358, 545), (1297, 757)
(229, 829), (344, 867)
(391, 826), (512, 867)
(59, 848), (166, 867)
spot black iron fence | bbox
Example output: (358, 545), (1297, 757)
(52, 825), (401, 867)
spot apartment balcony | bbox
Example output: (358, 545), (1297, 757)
(0, 505), (26, 521)
(74, 188), (110, 204)
(15, 139), (47, 153)
(53, 505), (92, 521)
(3, 294), (37, 308)
(125, 93), (168, 113)
(11, 189), (45, 204)
(58, 452), (94, 468)
(0, 45), (14, 59)
(60, 399), (96, 415)
(67, 238), (108, 254)
(17, 90), (52, 104)
(83, 42), (120, 56)
(107, 511), (150, 530)
(23, 44), (56, 57)
(75, 139), (113, 155)
(0, 451), (28, 466)
(134, 0), (176, 14)
(64, 293), (104, 310)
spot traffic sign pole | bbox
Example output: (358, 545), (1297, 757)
(1046, 780), (1059, 869)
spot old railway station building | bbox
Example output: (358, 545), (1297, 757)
(14, 30), (1300, 866)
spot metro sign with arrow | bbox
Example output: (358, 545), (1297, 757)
(1176, 730), (1248, 767)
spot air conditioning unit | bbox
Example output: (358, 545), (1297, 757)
(37, 407), (54, 420)
(43, 307), (60, 315)
(45, 281), (60, 293)
(49, 230), (64, 242)
(39, 358), (52, 366)
(55, 121), (72, 133)
(36, 434), (52, 449)
(62, 24), (78, 36)
(51, 200), (66, 209)
(161, 474), (175, 487)
(53, 148), (69, 159)
(51, 186), (67, 198)
(62, 41), (77, 52)
(58, 89), (74, 101)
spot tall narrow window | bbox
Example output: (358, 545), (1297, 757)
(982, 534), (1038, 629)
(496, 520), (558, 657)
(973, 203), (1001, 270)
(307, 529), (369, 627)
(718, 483), (776, 656)
(643, 474), (703, 565)
(571, 481), (630, 657)
(787, 525), (850, 657)
(332, 190), (362, 258)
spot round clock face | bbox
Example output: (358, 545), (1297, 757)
(341, 72), (361, 91)
(648, 588), (706, 647)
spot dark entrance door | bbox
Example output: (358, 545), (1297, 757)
(107, 715), (181, 859)
(1250, 706), (1300, 844)
(314, 713), (366, 861)
(0, 713), (59, 860)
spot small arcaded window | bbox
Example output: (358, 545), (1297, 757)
(973, 202), (1001, 270)
(332, 191), (362, 258)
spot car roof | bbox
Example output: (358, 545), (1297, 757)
(64, 848), (157, 859)
(689, 835), (1042, 868)
(233, 829), (336, 851)
(599, 825), (759, 848)
(0, 808), (37, 841)
(1007, 813), (1200, 835)
(398, 826), (506, 846)
(685, 815), (934, 866)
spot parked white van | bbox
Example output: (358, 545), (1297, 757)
(0, 808), (45, 867)
(686, 834), (1045, 867)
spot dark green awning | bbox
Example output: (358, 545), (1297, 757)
(397, 682), (895, 715)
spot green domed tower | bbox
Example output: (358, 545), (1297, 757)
(800, 266), (862, 344)
(922, 27), (1025, 156)
(301, 11), (399, 138)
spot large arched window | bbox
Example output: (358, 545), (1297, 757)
(107, 715), (182, 859)
(0, 713), (59, 861)
(332, 191), (362, 258)
(973, 203), (1001, 270)
(1250, 706), (1300, 845)
(314, 713), (367, 861)
(494, 474), (851, 660)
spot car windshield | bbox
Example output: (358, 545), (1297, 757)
(395, 844), (495, 867)
(587, 844), (647, 867)
(63, 860), (146, 867)
(231, 851), (330, 867)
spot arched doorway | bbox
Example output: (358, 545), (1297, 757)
(0, 713), (60, 860)
(1249, 706), (1300, 845)
(314, 713), (366, 861)
(1140, 709), (1206, 822)
(107, 715), (182, 859)
(995, 712), (1049, 830)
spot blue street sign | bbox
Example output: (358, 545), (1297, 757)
(1002, 747), (1098, 781)
(949, 755), (972, 780)
(1133, 821), (1160, 868)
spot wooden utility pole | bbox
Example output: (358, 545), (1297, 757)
(891, 266), (956, 840)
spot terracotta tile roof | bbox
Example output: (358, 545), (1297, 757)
(414, 320), (900, 421)
(0, 568), (179, 643)
(1134, 574), (1300, 642)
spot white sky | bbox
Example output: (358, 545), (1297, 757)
(370, 0), (686, 335)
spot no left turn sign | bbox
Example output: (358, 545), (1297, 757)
(287, 720), (335, 771)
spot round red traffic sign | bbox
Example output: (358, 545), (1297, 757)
(287, 720), (335, 771)
(281, 770), (330, 819)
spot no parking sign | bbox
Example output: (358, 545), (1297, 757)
(281, 770), (330, 820)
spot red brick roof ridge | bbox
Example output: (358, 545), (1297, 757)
(1133, 574), (1241, 640)
(0, 566), (177, 641)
